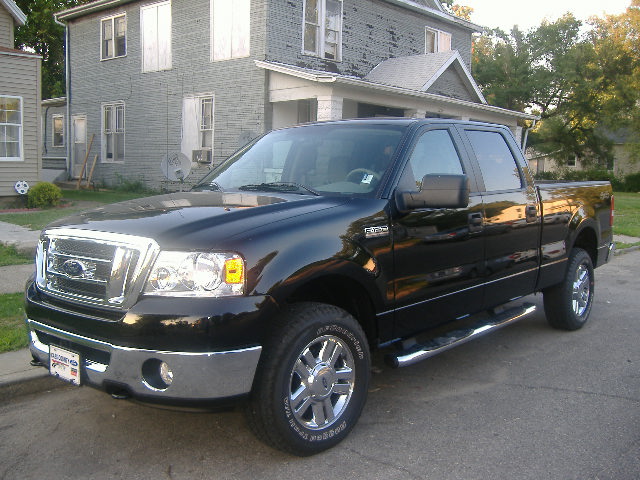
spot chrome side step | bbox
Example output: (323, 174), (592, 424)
(386, 303), (536, 368)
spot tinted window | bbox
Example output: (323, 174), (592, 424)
(193, 123), (407, 197)
(466, 130), (522, 191)
(399, 129), (464, 190)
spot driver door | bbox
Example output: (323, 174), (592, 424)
(391, 125), (485, 337)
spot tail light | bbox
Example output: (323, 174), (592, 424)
(610, 195), (614, 227)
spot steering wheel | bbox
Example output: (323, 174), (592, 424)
(346, 168), (381, 184)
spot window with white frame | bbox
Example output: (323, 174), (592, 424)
(52, 114), (64, 147)
(303, 0), (343, 61)
(141, 1), (172, 72)
(181, 95), (214, 164)
(101, 13), (127, 60)
(0, 96), (22, 161)
(211, 0), (250, 61)
(425, 27), (451, 53)
(102, 103), (125, 162)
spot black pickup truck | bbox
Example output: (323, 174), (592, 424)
(26, 118), (614, 455)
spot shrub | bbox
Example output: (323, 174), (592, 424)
(27, 182), (62, 208)
(623, 173), (640, 192)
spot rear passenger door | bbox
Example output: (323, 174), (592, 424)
(391, 125), (485, 336)
(457, 125), (541, 308)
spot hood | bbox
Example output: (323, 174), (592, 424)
(46, 191), (347, 250)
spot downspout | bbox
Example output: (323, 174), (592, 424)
(55, 16), (71, 179)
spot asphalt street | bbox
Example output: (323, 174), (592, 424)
(1, 251), (638, 480)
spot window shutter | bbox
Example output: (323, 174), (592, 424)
(181, 97), (199, 158)
(141, 6), (159, 71)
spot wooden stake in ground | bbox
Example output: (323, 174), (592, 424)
(76, 133), (95, 189)
(85, 155), (99, 189)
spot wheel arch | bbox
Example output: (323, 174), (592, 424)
(284, 274), (379, 347)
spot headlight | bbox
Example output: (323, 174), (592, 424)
(144, 251), (244, 297)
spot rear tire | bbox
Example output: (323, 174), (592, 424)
(245, 302), (370, 456)
(543, 248), (594, 330)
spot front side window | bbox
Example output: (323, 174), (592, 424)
(52, 114), (64, 147)
(211, 0), (250, 61)
(425, 27), (451, 53)
(141, 1), (172, 72)
(399, 129), (464, 190)
(303, 0), (343, 61)
(101, 14), (127, 60)
(0, 96), (22, 161)
(102, 103), (125, 163)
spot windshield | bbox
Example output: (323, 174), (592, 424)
(193, 123), (407, 197)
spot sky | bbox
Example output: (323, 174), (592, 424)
(461, 0), (632, 31)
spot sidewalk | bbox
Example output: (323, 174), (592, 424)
(1, 219), (639, 402)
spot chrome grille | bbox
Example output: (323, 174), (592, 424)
(36, 229), (159, 310)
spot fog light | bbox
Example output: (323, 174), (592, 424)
(160, 361), (173, 386)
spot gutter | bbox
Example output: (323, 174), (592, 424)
(55, 16), (72, 178)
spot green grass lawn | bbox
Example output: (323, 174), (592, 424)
(0, 244), (33, 267)
(614, 192), (640, 240)
(0, 293), (27, 353)
(0, 189), (151, 231)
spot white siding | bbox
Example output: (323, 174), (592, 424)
(0, 53), (41, 196)
(0, 6), (14, 48)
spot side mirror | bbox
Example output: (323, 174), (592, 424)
(396, 174), (470, 212)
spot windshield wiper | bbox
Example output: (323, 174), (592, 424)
(192, 182), (224, 192)
(238, 182), (320, 196)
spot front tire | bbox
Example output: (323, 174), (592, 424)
(543, 247), (595, 330)
(245, 302), (370, 456)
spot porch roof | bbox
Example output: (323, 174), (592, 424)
(255, 60), (538, 122)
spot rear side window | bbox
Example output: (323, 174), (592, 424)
(466, 130), (522, 192)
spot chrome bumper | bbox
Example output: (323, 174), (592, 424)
(27, 319), (262, 401)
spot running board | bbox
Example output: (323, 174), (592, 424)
(386, 303), (537, 368)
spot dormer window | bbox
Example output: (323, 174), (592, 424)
(303, 0), (343, 61)
(425, 27), (451, 53)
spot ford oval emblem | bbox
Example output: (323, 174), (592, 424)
(62, 259), (86, 278)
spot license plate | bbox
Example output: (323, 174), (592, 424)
(49, 345), (81, 386)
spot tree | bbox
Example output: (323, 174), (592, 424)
(440, 1), (473, 21)
(472, 11), (640, 166)
(13, 0), (89, 99)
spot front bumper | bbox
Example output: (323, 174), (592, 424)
(27, 319), (262, 402)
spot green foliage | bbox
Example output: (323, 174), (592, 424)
(111, 174), (155, 194)
(13, 0), (91, 98)
(26, 182), (63, 208)
(474, 7), (640, 168)
(623, 173), (640, 192)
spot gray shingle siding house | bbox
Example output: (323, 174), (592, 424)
(0, 0), (41, 197)
(55, 0), (535, 190)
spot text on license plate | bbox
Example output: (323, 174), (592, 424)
(49, 345), (81, 386)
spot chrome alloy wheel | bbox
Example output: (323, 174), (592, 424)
(572, 264), (591, 317)
(289, 335), (355, 430)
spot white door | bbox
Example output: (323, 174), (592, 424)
(72, 115), (87, 178)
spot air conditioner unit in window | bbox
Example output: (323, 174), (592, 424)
(192, 149), (212, 164)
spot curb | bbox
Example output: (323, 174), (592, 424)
(614, 245), (640, 256)
(0, 374), (68, 402)
(0, 349), (68, 402)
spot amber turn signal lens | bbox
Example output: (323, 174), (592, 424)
(224, 258), (244, 284)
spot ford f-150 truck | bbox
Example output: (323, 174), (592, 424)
(26, 118), (614, 455)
